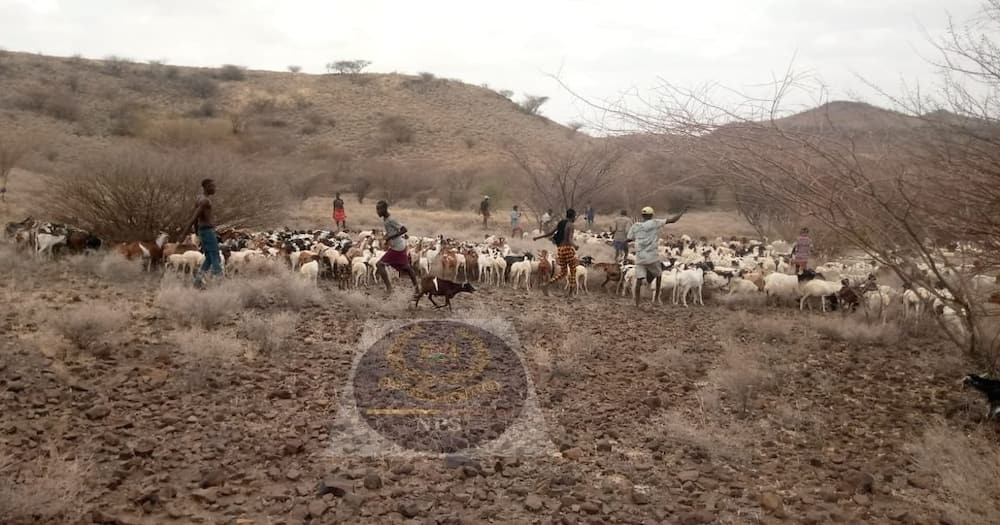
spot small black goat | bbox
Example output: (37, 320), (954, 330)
(414, 277), (476, 310)
(962, 374), (1000, 420)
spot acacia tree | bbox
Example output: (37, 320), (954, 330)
(506, 142), (625, 220)
(326, 60), (371, 75)
(519, 94), (549, 115)
(576, 2), (1000, 368)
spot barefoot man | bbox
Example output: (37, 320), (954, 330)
(627, 206), (686, 307)
(533, 208), (580, 296)
(374, 200), (419, 299)
(333, 192), (347, 231)
(187, 178), (224, 289)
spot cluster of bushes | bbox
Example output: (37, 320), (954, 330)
(14, 86), (81, 121)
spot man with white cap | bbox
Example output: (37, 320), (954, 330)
(627, 205), (687, 307)
(480, 195), (491, 229)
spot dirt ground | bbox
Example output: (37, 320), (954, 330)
(2, 241), (998, 525)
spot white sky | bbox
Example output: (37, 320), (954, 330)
(0, 0), (986, 125)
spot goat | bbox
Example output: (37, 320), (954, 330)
(962, 374), (1000, 420)
(299, 258), (320, 285)
(675, 264), (710, 307)
(836, 279), (862, 313)
(116, 232), (170, 271)
(413, 277), (475, 310)
(573, 264), (589, 294)
(798, 279), (842, 312)
(592, 262), (622, 293)
(510, 259), (532, 290)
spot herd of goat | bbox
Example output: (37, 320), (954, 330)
(6, 217), (1000, 419)
(5, 218), (999, 324)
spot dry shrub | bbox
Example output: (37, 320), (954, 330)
(653, 410), (751, 463)
(710, 339), (775, 413)
(908, 421), (1000, 524)
(14, 86), (80, 122)
(52, 304), (128, 350)
(217, 64), (247, 81)
(340, 290), (382, 316)
(183, 73), (219, 98)
(715, 292), (767, 311)
(378, 115), (415, 146)
(142, 117), (233, 149)
(237, 312), (297, 353)
(0, 245), (34, 277)
(0, 451), (92, 523)
(225, 274), (320, 310)
(236, 128), (296, 156)
(47, 145), (286, 242)
(157, 284), (240, 329)
(94, 252), (144, 283)
(173, 328), (247, 390)
(810, 316), (901, 346)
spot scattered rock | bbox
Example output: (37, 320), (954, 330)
(6, 381), (25, 393)
(317, 478), (351, 497)
(85, 404), (111, 420)
(398, 501), (419, 518)
(562, 447), (583, 461)
(580, 501), (600, 515)
(907, 474), (935, 490)
(759, 492), (783, 513)
(285, 468), (302, 481)
(679, 510), (715, 524)
(525, 495), (544, 512)
(282, 438), (304, 456)
(678, 470), (700, 483)
(199, 469), (227, 488)
(853, 494), (871, 506)
(844, 470), (875, 494)
(308, 499), (328, 517)
(363, 472), (382, 490)
(596, 440), (612, 452)
(132, 438), (155, 457)
(643, 396), (661, 409)
(630, 487), (650, 505)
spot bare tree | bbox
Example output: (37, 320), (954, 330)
(571, 2), (1000, 368)
(507, 142), (625, 215)
(47, 146), (286, 241)
(0, 132), (29, 203)
(287, 65), (302, 73)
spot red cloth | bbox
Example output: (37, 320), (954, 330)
(379, 248), (410, 270)
(333, 209), (346, 222)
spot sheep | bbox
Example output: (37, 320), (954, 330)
(621, 266), (637, 298)
(413, 276), (476, 310)
(180, 250), (206, 274)
(798, 279), (842, 312)
(352, 257), (371, 288)
(226, 249), (258, 275)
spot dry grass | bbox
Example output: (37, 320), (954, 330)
(238, 312), (297, 353)
(640, 346), (696, 375)
(0, 245), (34, 277)
(908, 421), (1000, 525)
(810, 316), (902, 346)
(728, 311), (796, 344)
(710, 339), (776, 414)
(51, 304), (128, 350)
(715, 293), (768, 311)
(157, 283), (240, 329)
(0, 450), (92, 523)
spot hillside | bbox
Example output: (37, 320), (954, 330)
(0, 51), (591, 176)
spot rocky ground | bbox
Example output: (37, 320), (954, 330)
(1, 251), (998, 525)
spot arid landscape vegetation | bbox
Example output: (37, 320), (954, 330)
(3, 1), (1000, 525)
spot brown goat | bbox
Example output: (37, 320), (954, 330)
(414, 276), (475, 310)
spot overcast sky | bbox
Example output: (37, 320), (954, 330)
(1, 0), (986, 126)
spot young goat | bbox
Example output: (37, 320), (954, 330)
(414, 277), (476, 310)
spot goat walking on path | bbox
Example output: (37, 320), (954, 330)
(413, 276), (475, 310)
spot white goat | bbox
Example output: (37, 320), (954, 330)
(798, 279), (842, 312)
(510, 260), (532, 290)
(675, 267), (706, 307)
(299, 259), (320, 285)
